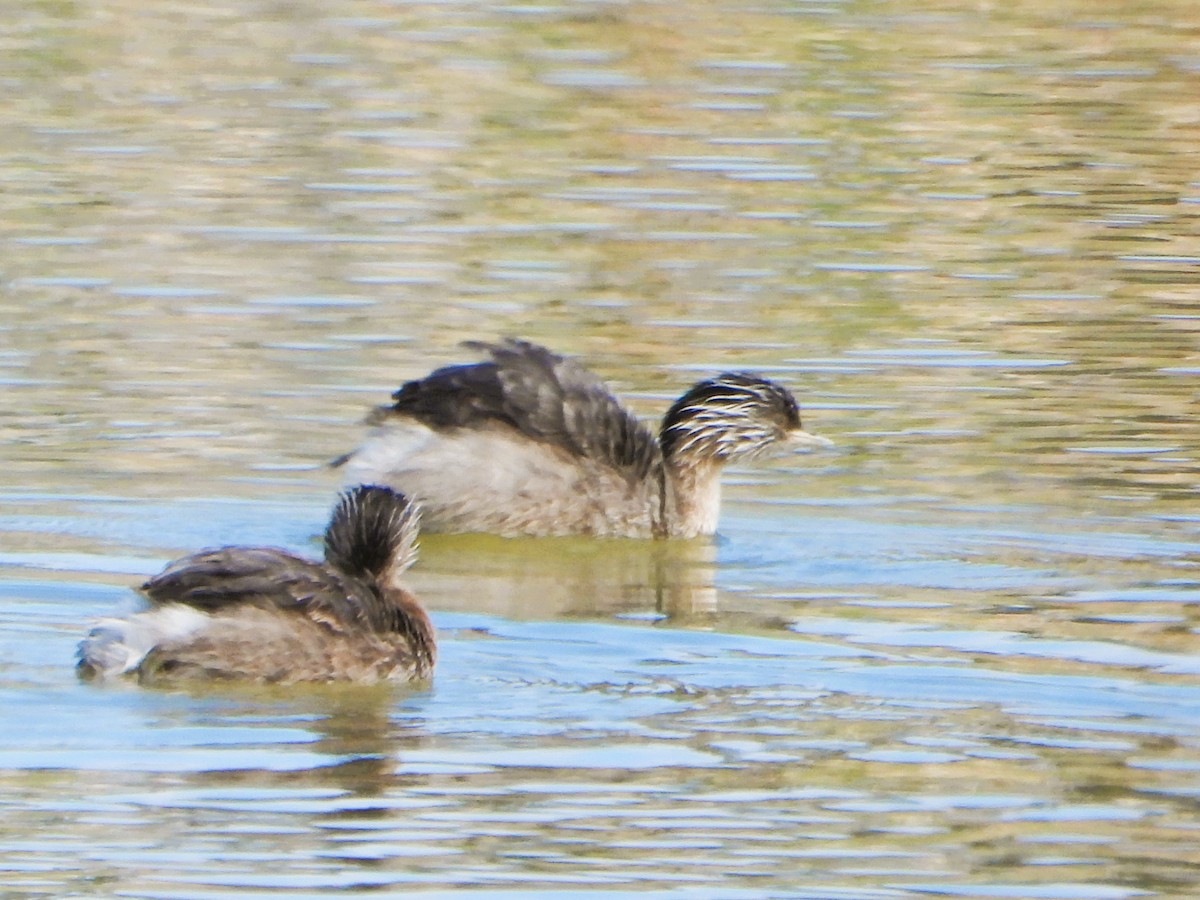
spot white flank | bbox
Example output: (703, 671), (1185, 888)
(79, 604), (212, 678)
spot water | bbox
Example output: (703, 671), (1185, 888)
(2, 0), (1199, 896)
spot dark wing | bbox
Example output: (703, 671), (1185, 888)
(141, 547), (369, 627)
(375, 338), (661, 480)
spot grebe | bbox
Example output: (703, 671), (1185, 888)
(77, 486), (435, 685)
(336, 339), (828, 538)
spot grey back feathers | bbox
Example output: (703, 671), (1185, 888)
(379, 338), (662, 483)
(140, 546), (349, 618)
(138, 486), (420, 637)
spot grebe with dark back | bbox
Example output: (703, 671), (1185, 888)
(337, 339), (829, 538)
(77, 486), (434, 684)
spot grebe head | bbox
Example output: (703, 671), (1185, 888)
(660, 373), (826, 466)
(325, 485), (435, 676)
(324, 485), (420, 591)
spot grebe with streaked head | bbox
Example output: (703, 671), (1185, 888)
(336, 339), (829, 539)
(77, 486), (435, 685)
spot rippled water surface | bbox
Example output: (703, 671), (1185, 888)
(2, 0), (1199, 897)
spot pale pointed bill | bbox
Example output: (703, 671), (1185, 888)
(789, 429), (835, 452)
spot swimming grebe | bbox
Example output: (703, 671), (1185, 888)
(336, 338), (828, 539)
(77, 486), (435, 685)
